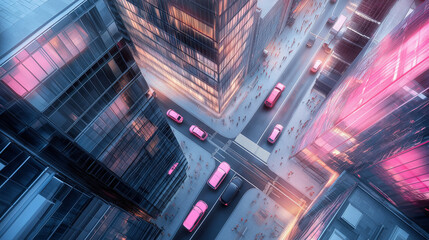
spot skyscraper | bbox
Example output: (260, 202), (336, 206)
(108, 0), (257, 113)
(293, 1), (429, 230)
(0, 0), (187, 238)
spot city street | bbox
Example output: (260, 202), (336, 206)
(152, 1), (350, 239)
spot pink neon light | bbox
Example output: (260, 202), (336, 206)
(168, 163), (179, 175)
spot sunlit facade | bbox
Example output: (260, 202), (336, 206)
(0, 0), (187, 238)
(294, 2), (429, 230)
(108, 0), (256, 113)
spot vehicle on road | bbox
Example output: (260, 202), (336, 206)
(268, 124), (284, 143)
(264, 83), (286, 108)
(310, 60), (323, 73)
(327, 16), (337, 25)
(306, 36), (316, 47)
(208, 162), (230, 190)
(323, 42), (333, 54)
(183, 200), (208, 232)
(330, 14), (347, 35)
(220, 177), (243, 206)
(189, 125), (208, 141)
(166, 109), (183, 123)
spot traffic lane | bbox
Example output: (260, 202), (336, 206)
(173, 169), (235, 240)
(154, 91), (222, 140)
(258, 47), (329, 152)
(190, 181), (254, 240)
(241, 30), (326, 143)
(228, 142), (311, 204)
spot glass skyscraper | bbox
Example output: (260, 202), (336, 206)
(108, 0), (257, 113)
(293, 1), (429, 231)
(0, 0), (187, 238)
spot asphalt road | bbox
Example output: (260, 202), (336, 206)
(153, 1), (349, 239)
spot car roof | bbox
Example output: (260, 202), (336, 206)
(183, 206), (202, 230)
(314, 60), (322, 67)
(169, 110), (180, 118)
(193, 126), (205, 136)
(269, 128), (280, 139)
(208, 168), (225, 187)
(219, 162), (230, 172)
(221, 183), (239, 202)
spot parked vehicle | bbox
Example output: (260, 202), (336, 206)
(220, 177), (243, 206)
(189, 125), (208, 141)
(264, 83), (286, 108)
(166, 109), (183, 123)
(183, 200), (208, 232)
(207, 162), (230, 190)
(268, 124), (284, 144)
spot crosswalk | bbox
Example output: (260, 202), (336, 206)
(234, 134), (271, 163)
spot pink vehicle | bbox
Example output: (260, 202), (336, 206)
(189, 125), (208, 141)
(166, 109), (183, 123)
(264, 83), (286, 108)
(207, 162), (230, 190)
(183, 200), (208, 232)
(268, 124), (284, 144)
(310, 60), (322, 73)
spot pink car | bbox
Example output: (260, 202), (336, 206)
(166, 109), (183, 123)
(189, 125), (208, 141)
(265, 83), (286, 108)
(268, 124), (283, 144)
(183, 200), (208, 232)
(310, 60), (322, 73)
(207, 162), (230, 189)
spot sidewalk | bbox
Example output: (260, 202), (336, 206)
(141, 0), (328, 138)
(154, 128), (215, 240)
(267, 86), (326, 201)
(215, 188), (295, 240)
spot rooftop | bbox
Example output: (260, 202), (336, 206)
(320, 186), (429, 240)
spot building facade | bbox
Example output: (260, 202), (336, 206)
(108, 0), (257, 114)
(292, 173), (429, 240)
(294, 1), (429, 231)
(0, 0), (187, 238)
(0, 136), (161, 239)
(248, 0), (290, 69)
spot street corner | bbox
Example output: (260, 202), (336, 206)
(215, 188), (296, 240)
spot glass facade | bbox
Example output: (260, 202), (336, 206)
(0, 0), (187, 237)
(293, 2), (429, 230)
(0, 135), (160, 239)
(108, 0), (256, 113)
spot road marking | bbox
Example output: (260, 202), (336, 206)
(233, 141), (268, 166)
(189, 173), (237, 240)
(234, 134), (270, 163)
(212, 155), (259, 190)
(256, 51), (316, 145)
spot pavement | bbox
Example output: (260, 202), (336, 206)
(154, 128), (215, 240)
(215, 188), (296, 240)
(149, 0), (417, 239)
(141, 0), (330, 139)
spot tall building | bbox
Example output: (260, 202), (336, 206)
(108, 0), (257, 114)
(0, 0), (187, 238)
(0, 136), (161, 239)
(291, 173), (429, 240)
(293, 1), (429, 231)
